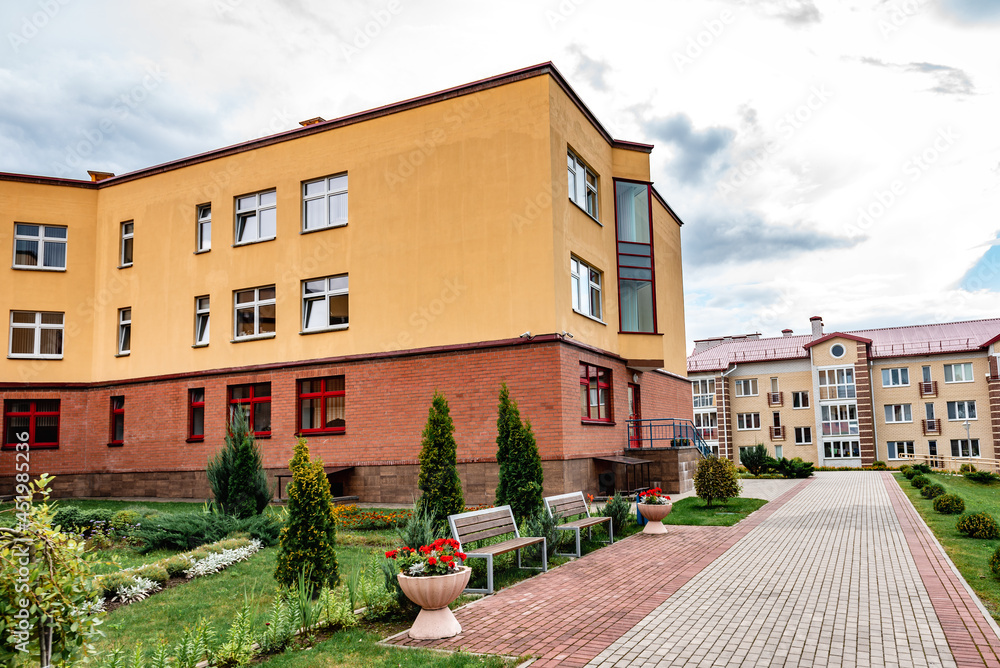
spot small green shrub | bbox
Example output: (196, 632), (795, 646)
(902, 468), (918, 480)
(957, 512), (1000, 539)
(910, 474), (930, 489)
(694, 456), (742, 507)
(739, 444), (777, 476)
(960, 463), (977, 473)
(134, 563), (169, 584)
(134, 512), (239, 553)
(52, 506), (83, 531)
(911, 463), (931, 474)
(934, 494), (965, 514)
(964, 471), (999, 485)
(395, 503), (436, 550)
(522, 507), (568, 560)
(899, 465), (911, 475)
(96, 571), (137, 597)
(111, 509), (143, 533)
(776, 457), (814, 479)
(600, 493), (632, 535)
(921, 483), (945, 499)
(161, 555), (194, 577)
(235, 514), (282, 547)
(990, 546), (1000, 578)
(871, 460), (888, 470)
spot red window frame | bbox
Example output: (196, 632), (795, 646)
(297, 376), (346, 435)
(612, 178), (658, 334)
(580, 363), (613, 423)
(109, 395), (125, 446)
(3, 399), (60, 449)
(228, 382), (271, 437)
(188, 388), (205, 442)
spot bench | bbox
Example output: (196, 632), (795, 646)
(544, 491), (613, 558)
(448, 505), (547, 595)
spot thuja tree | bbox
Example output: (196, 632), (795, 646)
(495, 383), (543, 523)
(693, 456), (742, 507)
(274, 437), (339, 592)
(207, 408), (272, 518)
(0, 475), (104, 668)
(417, 392), (465, 529)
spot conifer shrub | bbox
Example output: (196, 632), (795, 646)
(135, 563), (169, 585)
(739, 444), (776, 476)
(989, 546), (1000, 578)
(600, 493), (633, 535)
(871, 460), (888, 470)
(206, 408), (272, 519)
(910, 474), (930, 489)
(921, 483), (945, 499)
(933, 494), (965, 514)
(495, 383), (544, 524)
(274, 437), (339, 592)
(694, 456), (741, 507)
(902, 468), (918, 480)
(898, 465), (911, 475)
(776, 457), (814, 479)
(416, 392), (465, 529)
(963, 470), (999, 485)
(910, 463), (931, 474)
(959, 463), (977, 473)
(957, 512), (1000, 539)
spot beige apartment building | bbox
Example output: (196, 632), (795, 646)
(687, 317), (1000, 470)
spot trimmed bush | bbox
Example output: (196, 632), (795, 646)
(911, 463), (931, 474)
(902, 468), (918, 480)
(990, 546), (1000, 578)
(134, 512), (238, 553)
(959, 463), (977, 473)
(899, 465), (911, 475)
(871, 460), (888, 470)
(96, 571), (137, 598)
(52, 506), (83, 531)
(910, 474), (930, 489)
(494, 383), (544, 524)
(933, 494), (965, 514)
(694, 456), (742, 507)
(921, 483), (945, 499)
(416, 392), (465, 529)
(161, 555), (194, 577)
(134, 563), (169, 585)
(964, 471), (999, 485)
(776, 457), (814, 479)
(111, 509), (143, 533)
(957, 512), (1000, 539)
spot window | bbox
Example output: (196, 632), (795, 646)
(794, 427), (812, 444)
(229, 382), (271, 436)
(792, 391), (809, 409)
(298, 376), (346, 434)
(925, 403), (935, 420)
(770, 378), (779, 393)
(8, 311), (63, 359)
(693, 411), (717, 440)
(13, 224), (67, 270)
(736, 412), (761, 430)
(615, 180), (655, 333)
(109, 396), (124, 445)
(692, 379), (715, 408)
(235, 190), (277, 244)
(570, 258), (602, 320)
(188, 389), (205, 441)
(734, 379), (758, 397)
(944, 363), (974, 383)
(302, 275), (348, 332)
(950, 439), (980, 458)
(881, 368), (909, 387)
(3, 399), (59, 449)
(818, 368), (855, 400)
(234, 286), (275, 339)
(830, 343), (845, 358)
(580, 364), (612, 422)
(120, 221), (133, 267)
(884, 404), (912, 423)
(303, 174), (348, 231)
(825, 440), (860, 458)
(117, 308), (131, 355)
(195, 297), (210, 345)
(774, 445), (783, 459)
(946, 401), (977, 421)
(922, 366), (931, 383)
(772, 412), (781, 427)
(821, 404), (859, 436)
(886, 441), (914, 460)
(567, 151), (598, 219)
(196, 205), (211, 252)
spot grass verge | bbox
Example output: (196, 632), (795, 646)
(662, 497), (768, 526)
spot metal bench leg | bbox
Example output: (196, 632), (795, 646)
(542, 538), (547, 572)
(486, 554), (493, 595)
(575, 528), (582, 558)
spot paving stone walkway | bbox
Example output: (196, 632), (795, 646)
(386, 472), (1000, 667)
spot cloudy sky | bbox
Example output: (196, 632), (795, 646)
(2, 0), (998, 351)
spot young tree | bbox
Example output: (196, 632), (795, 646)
(274, 437), (339, 592)
(417, 392), (465, 529)
(494, 383), (543, 523)
(207, 408), (272, 518)
(693, 456), (742, 507)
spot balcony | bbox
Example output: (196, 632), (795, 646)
(922, 418), (941, 435)
(919, 381), (937, 398)
(768, 391), (783, 407)
(769, 425), (785, 441)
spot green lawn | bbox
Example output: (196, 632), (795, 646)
(662, 496), (768, 526)
(893, 472), (1000, 621)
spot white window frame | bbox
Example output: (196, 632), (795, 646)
(794, 426), (812, 444)
(734, 378), (758, 397)
(950, 438), (981, 458)
(235, 190), (277, 245)
(821, 403), (859, 436)
(570, 257), (603, 321)
(792, 391), (809, 409)
(824, 440), (860, 459)
(884, 404), (912, 423)
(692, 379), (715, 408)
(881, 367), (910, 387)
(887, 441), (915, 460)
(946, 400), (977, 421)
(196, 205), (211, 252)
(567, 150), (599, 220)
(301, 274), (349, 333)
(944, 363), (974, 383)
(117, 307), (131, 355)
(818, 367), (856, 400)
(120, 221), (133, 267)
(830, 343), (846, 358)
(13, 224), (68, 271)
(194, 296), (210, 346)
(8, 311), (64, 359)
(234, 286), (276, 340)
(302, 173), (348, 232)
(736, 412), (761, 431)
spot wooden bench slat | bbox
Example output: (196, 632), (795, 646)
(559, 516), (610, 530)
(467, 536), (544, 557)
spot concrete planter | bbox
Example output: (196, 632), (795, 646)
(638, 502), (673, 534)
(397, 566), (472, 639)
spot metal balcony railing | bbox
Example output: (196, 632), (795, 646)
(919, 381), (937, 398)
(769, 425), (785, 440)
(922, 418), (941, 435)
(768, 391), (783, 407)
(626, 418), (713, 458)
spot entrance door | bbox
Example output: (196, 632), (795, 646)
(628, 383), (641, 447)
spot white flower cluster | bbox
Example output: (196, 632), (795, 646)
(184, 539), (263, 579)
(114, 576), (161, 604)
(72, 598), (107, 616)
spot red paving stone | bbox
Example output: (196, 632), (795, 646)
(883, 472), (1000, 668)
(385, 480), (811, 665)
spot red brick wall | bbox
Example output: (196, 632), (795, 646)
(854, 342), (876, 465)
